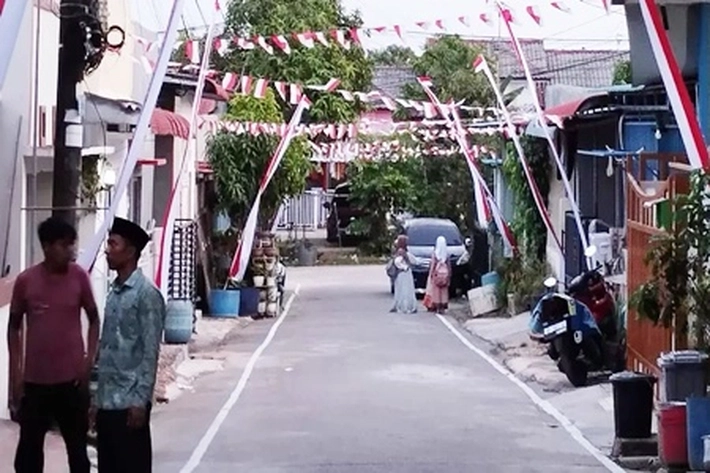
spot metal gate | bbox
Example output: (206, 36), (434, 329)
(168, 219), (197, 302)
(275, 189), (332, 230)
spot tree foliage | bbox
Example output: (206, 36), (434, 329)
(501, 136), (551, 261)
(612, 59), (632, 85)
(346, 132), (496, 255)
(369, 45), (417, 67)
(400, 36), (494, 107)
(218, 0), (373, 123)
(207, 90), (312, 230)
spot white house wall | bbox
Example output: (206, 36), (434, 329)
(0, 0), (34, 421)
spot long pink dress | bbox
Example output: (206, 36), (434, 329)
(426, 255), (450, 306)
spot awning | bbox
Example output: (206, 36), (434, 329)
(544, 93), (611, 129)
(151, 108), (190, 139)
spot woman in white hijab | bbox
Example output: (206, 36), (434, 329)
(425, 236), (451, 314)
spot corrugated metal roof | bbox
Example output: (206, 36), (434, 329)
(545, 49), (630, 89)
(370, 65), (418, 97)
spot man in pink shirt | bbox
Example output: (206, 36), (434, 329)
(6, 217), (100, 473)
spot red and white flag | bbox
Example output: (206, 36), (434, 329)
(289, 83), (302, 104)
(295, 32), (315, 48)
(272, 35), (291, 54)
(331, 30), (350, 49)
(550, 1), (570, 12)
(274, 81), (288, 101)
(252, 78), (269, 98)
(435, 19), (445, 30)
(185, 40), (200, 64)
(639, 0), (709, 170)
(236, 37), (255, 50)
(222, 72), (238, 91)
(240, 75), (253, 95)
(526, 5), (543, 25)
(315, 32), (329, 46)
(213, 38), (230, 56)
(458, 15), (470, 27)
(256, 36), (274, 54)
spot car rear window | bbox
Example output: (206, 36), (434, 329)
(406, 224), (462, 246)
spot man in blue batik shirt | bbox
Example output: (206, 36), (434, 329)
(91, 217), (165, 473)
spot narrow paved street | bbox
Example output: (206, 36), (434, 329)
(152, 266), (614, 473)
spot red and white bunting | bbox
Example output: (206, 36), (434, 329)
(185, 40), (201, 64)
(272, 35), (291, 54)
(331, 30), (350, 49)
(253, 78), (269, 98)
(315, 31), (329, 46)
(257, 36), (274, 54)
(289, 83), (303, 104)
(526, 5), (543, 25)
(214, 37), (230, 56)
(274, 81), (288, 101)
(222, 72), (238, 91)
(240, 75), (253, 95)
(295, 32), (315, 48)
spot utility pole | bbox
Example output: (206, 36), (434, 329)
(51, 0), (105, 226)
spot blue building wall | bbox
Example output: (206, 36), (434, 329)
(623, 120), (684, 179)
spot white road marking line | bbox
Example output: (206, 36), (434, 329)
(179, 285), (301, 473)
(435, 314), (626, 473)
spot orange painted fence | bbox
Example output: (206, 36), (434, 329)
(625, 153), (688, 376)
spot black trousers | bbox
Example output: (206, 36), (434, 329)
(96, 405), (152, 473)
(14, 382), (90, 473)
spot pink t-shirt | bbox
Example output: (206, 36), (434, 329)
(11, 263), (95, 384)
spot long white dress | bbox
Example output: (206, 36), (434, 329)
(391, 252), (418, 314)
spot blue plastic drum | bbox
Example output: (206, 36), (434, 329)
(210, 289), (240, 318)
(164, 300), (193, 344)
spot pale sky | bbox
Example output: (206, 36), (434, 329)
(131, 0), (629, 52)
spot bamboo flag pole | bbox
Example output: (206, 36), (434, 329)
(154, 1), (221, 296)
(474, 54), (564, 258)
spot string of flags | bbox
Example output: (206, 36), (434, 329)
(168, 63), (504, 119)
(198, 116), (509, 139)
(179, 1), (594, 60)
(309, 141), (497, 163)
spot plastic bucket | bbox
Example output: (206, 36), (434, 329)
(164, 300), (194, 344)
(610, 371), (657, 439)
(658, 402), (688, 468)
(481, 272), (500, 287)
(239, 287), (260, 317)
(686, 397), (710, 470)
(209, 289), (240, 318)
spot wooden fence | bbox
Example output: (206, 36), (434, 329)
(625, 153), (688, 375)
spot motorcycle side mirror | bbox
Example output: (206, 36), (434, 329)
(323, 202), (331, 210)
(464, 237), (472, 247)
(544, 277), (557, 289)
(584, 245), (598, 258)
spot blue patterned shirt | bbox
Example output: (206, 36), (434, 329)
(93, 269), (166, 410)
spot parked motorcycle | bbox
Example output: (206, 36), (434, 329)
(530, 247), (625, 387)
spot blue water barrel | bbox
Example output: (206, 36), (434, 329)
(687, 396), (710, 470)
(164, 300), (194, 344)
(239, 287), (260, 317)
(210, 289), (240, 318)
(481, 272), (500, 287)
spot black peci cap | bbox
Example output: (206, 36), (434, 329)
(109, 217), (150, 252)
